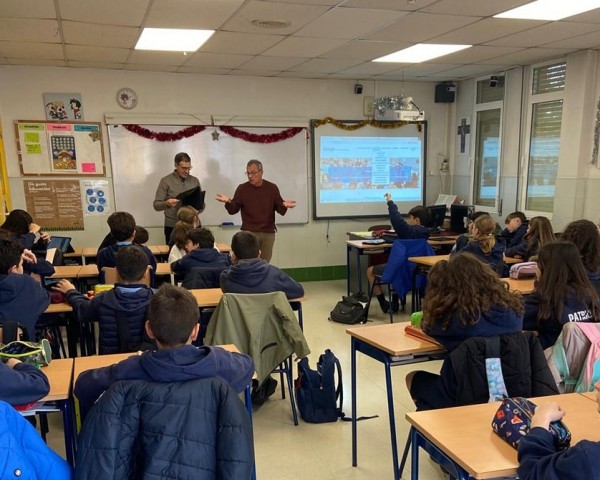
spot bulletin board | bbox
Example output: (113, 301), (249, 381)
(23, 179), (84, 231)
(15, 120), (105, 176)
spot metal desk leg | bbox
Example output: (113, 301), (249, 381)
(346, 244), (352, 296)
(410, 427), (419, 480)
(351, 336), (358, 467)
(61, 398), (76, 466)
(356, 249), (363, 294)
(244, 385), (256, 480)
(384, 360), (400, 480)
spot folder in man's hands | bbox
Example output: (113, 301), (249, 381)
(176, 187), (205, 211)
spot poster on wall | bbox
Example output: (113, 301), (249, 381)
(15, 120), (105, 176)
(43, 93), (84, 121)
(82, 180), (110, 215)
(24, 179), (84, 231)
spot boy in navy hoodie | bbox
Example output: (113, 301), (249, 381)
(97, 212), (157, 285)
(220, 231), (304, 299)
(54, 246), (155, 355)
(0, 238), (50, 340)
(0, 357), (50, 406)
(74, 283), (254, 420)
(500, 211), (528, 248)
(170, 227), (230, 280)
(367, 193), (431, 313)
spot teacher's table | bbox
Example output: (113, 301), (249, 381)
(405, 392), (600, 480)
(347, 322), (445, 480)
(37, 358), (76, 465)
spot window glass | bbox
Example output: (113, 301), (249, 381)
(532, 62), (566, 95)
(473, 109), (501, 207)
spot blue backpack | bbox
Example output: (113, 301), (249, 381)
(295, 349), (344, 423)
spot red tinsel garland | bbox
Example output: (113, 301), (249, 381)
(123, 124), (206, 141)
(123, 124), (304, 143)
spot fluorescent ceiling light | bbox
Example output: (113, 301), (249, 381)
(494, 0), (600, 21)
(373, 44), (472, 63)
(135, 28), (214, 52)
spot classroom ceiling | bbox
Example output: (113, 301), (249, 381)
(1, 0), (600, 82)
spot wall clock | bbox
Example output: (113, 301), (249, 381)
(116, 88), (138, 110)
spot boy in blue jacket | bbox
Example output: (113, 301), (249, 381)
(220, 231), (304, 299)
(518, 384), (600, 480)
(367, 193), (431, 313)
(97, 212), (157, 286)
(170, 227), (230, 279)
(74, 284), (254, 420)
(54, 246), (155, 355)
(0, 238), (51, 340)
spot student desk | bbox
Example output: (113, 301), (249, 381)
(345, 239), (393, 295)
(581, 391), (596, 401)
(405, 393), (600, 480)
(346, 322), (445, 480)
(50, 265), (82, 279)
(38, 358), (76, 465)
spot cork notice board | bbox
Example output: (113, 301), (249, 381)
(15, 120), (105, 176)
(24, 179), (84, 231)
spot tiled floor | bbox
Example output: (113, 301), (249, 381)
(44, 280), (447, 479)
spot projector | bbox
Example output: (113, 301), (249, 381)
(393, 110), (425, 121)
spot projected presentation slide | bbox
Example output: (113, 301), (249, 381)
(319, 136), (422, 204)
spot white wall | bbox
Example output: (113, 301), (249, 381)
(0, 65), (447, 268)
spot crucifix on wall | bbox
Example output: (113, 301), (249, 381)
(457, 117), (471, 155)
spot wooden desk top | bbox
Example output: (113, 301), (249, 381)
(64, 247), (83, 258)
(581, 391), (596, 401)
(77, 264), (100, 278)
(216, 242), (231, 253)
(82, 247), (97, 257)
(73, 345), (240, 381)
(406, 393), (600, 479)
(156, 263), (171, 276)
(500, 277), (535, 294)
(40, 358), (74, 401)
(50, 265), (82, 278)
(45, 302), (73, 314)
(346, 322), (444, 357)
(346, 239), (392, 251)
(190, 288), (224, 307)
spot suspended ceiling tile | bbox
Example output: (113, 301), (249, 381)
(65, 45), (131, 63)
(182, 51), (253, 68)
(421, 0), (531, 17)
(58, 0), (149, 26)
(228, 68), (281, 76)
(0, 18), (60, 42)
(263, 36), (347, 57)
(365, 12), (481, 43)
(145, 0), (245, 29)
(201, 31), (284, 55)
(342, 0), (436, 11)
(478, 47), (575, 65)
(0, 41), (63, 59)
(123, 63), (180, 73)
(429, 45), (524, 64)
(294, 7), (408, 39)
(543, 30), (600, 50)
(220, 0), (329, 35)
(435, 64), (509, 78)
(127, 50), (189, 66)
(338, 61), (403, 75)
(238, 55), (306, 70)
(276, 70), (329, 78)
(286, 57), (361, 73)
(67, 60), (124, 70)
(62, 21), (139, 48)
(430, 18), (544, 45)
(0, 0), (57, 18)
(395, 63), (462, 76)
(486, 22), (600, 48)
(9, 58), (66, 66)
(177, 66), (232, 75)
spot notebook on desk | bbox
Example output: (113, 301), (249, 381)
(404, 325), (443, 347)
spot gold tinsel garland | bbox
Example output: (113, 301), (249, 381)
(313, 116), (422, 132)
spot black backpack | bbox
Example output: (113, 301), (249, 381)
(329, 296), (366, 325)
(295, 349), (344, 423)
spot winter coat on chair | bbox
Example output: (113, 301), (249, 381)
(380, 239), (435, 299)
(74, 378), (254, 480)
(205, 292), (310, 386)
(448, 331), (558, 405)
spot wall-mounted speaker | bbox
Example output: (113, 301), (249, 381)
(435, 83), (456, 103)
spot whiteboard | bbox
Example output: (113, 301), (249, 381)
(108, 125), (308, 227)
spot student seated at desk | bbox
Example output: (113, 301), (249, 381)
(74, 284), (254, 421)
(523, 241), (600, 350)
(518, 389), (600, 480)
(500, 211), (528, 248)
(366, 193), (430, 313)
(0, 357), (49, 406)
(0, 238), (51, 341)
(506, 216), (555, 261)
(97, 224), (150, 254)
(561, 219), (600, 296)
(406, 253), (523, 411)
(220, 231), (304, 299)
(167, 206), (200, 263)
(452, 214), (505, 274)
(97, 212), (157, 285)
(170, 228), (230, 279)
(54, 246), (155, 355)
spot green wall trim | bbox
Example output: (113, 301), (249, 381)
(283, 265), (346, 282)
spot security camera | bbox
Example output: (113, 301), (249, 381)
(354, 83), (363, 95)
(489, 76), (499, 88)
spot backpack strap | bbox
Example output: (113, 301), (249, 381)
(484, 336), (508, 402)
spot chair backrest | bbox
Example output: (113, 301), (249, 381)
(101, 266), (151, 286)
(205, 292), (310, 384)
(75, 378), (254, 479)
(182, 267), (226, 289)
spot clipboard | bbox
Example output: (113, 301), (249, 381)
(176, 187), (205, 211)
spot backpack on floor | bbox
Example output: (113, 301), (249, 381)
(329, 296), (366, 325)
(295, 349), (344, 423)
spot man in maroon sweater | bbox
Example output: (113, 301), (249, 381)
(216, 159), (296, 262)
